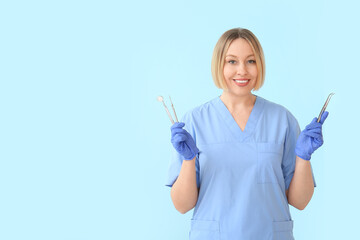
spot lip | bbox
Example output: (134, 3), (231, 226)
(233, 79), (250, 87)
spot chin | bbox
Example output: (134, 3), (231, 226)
(230, 91), (253, 97)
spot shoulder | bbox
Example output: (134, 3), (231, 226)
(179, 98), (217, 135)
(181, 97), (217, 122)
(260, 96), (299, 125)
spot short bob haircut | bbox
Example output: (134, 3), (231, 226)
(211, 28), (265, 91)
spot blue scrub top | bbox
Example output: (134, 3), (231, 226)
(166, 95), (316, 240)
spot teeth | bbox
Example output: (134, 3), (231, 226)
(235, 80), (248, 83)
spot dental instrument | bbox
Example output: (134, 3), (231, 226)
(317, 92), (335, 123)
(157, 95), (178, 124)
(169, 96), (179, 123)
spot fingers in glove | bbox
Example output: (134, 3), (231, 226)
(171, 122), (185, 130)
(305, 127), (322, 134)
(171, 127), (187, 135)
(304, 131), (322, 139)
(310, 117), (318, 124)
(305, 121), (322, 130)
(313, 137), (324, 145)
(171, 133), (187, 143)
(319, 111), (329, 125)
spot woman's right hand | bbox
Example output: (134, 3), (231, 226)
(170, 122), (199, 160)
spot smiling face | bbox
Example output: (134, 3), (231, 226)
(223, 38), (258, 97)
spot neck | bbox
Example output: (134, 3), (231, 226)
(220, 92), (256, 112)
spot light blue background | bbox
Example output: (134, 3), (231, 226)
(0, 0), (358, 239)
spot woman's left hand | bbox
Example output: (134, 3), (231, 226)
(295, 111), (329, 161)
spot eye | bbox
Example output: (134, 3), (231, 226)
(227, 60), (236, 64)
(248, 60), (256, 64)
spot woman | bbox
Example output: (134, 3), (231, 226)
(166, 27), (328, 240)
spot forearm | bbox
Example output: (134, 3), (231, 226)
(170, 157), (198, 214)
(287, 156), (314, 210)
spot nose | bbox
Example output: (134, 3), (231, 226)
(236, 62), (247, 75)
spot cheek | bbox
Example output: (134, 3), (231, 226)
(249, 66), (258, 78)
(223, 65), (234, 79)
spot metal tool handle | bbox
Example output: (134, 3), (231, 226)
(157, 95), (179, 124)
(169, 96), (179, 122)
(317, 93), (335, 122)
(163, 102), (175, 124)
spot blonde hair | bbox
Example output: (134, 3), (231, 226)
(211, 28), (265, 91)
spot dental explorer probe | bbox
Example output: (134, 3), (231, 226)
(317, 93), (335, 123)
(169, 96), (179, 123)
(157, 95), (175, 124)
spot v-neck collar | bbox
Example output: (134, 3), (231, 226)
(212, 94), (265, 141)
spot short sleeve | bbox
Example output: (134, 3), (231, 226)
(165, 112), (200, 188)
(282, 111), (317, 190)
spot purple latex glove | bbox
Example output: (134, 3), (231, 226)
(170, 122), (199, 160)
(295, 111), (329, 160)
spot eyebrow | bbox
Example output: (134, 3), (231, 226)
(225, 54), (254, 58)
